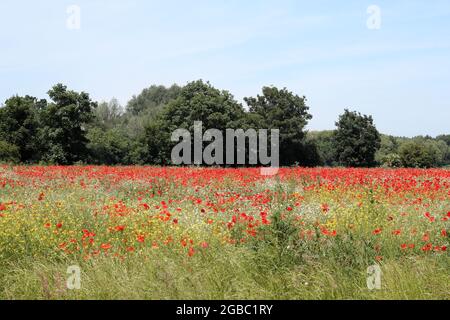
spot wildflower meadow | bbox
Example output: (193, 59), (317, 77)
(0, 166), (448, 299)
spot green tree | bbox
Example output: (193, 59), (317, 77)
(436, 134), (450, 146)
(126, 84), (182, 117)
(436, 135), (450, 165)
(307, 130), (336, 166)
(334, 109), (381, 167)
(375, 135), (400, 164)
(86, 127), (132, 165)
(93, 98), (123, 130)
(432, 139), (449, 166)
(0, 95), (45, 162)
(162, 80), (244, 131)
(380, 153), (402, 168)
(39, 84), (97, 164)
(137, 119), (171, 165)
(123, 85), (183, 163)
(244, 86), (313, 166)
(0, 140), (20, 163)
(399, 140), (435, 168)
(149, 80), (245, 164)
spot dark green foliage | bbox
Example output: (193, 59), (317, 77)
(86, 127), (131, 165)
(148, 80), (246, 164)
(86, 98), (132, 165)
(334, 109), (381, 167)
(121, 85), (184, 164)
(0, 95), (44, 162)
(39, 84), (97, 164)
(399, 141), (434, 168)
(436, 135), (450, 165)
(436, 134), (450, 146)
(245, 87), (313, 166)
(0, 81), (448, 167)
(307, 130), (336, 166)
(0, 140), (20, 163)
(126, 84), (182, 117)
(162, 80), (244, 132)
(398, 139), (447, 168)
(136, 119), (171, 165)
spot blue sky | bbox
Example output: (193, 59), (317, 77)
(1, 0), (449, 137)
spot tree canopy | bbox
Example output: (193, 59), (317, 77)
(0, 81), (448, 168)
(334, 109), (381, 167)
(39, 84), (97, 164)
(245, 87), (313, 166)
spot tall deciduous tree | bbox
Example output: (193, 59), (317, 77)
(93, 98), (123, 130)
(39, 84), (97, 164)
(148, 80), (245, 164)
(162, 80), (244, 131)
(399, 141), (434, 168)
(126, 84), (182, 116)
(0, 95), (45, 162)
(245, 87), (313, 166)
(334, 109), (381, 167)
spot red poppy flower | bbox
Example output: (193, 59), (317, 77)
(372, 228), (382, 235)
(424, 212), (435, 222)
(114, 225), (125, 232)
(201, 242), (209, 248)
(101, 243), (112, 250)
(260, 212), (270, 225)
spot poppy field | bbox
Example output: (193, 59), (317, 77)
(0, 166), (449, 300)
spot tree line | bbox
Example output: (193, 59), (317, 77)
(0, 80), (449, 168)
